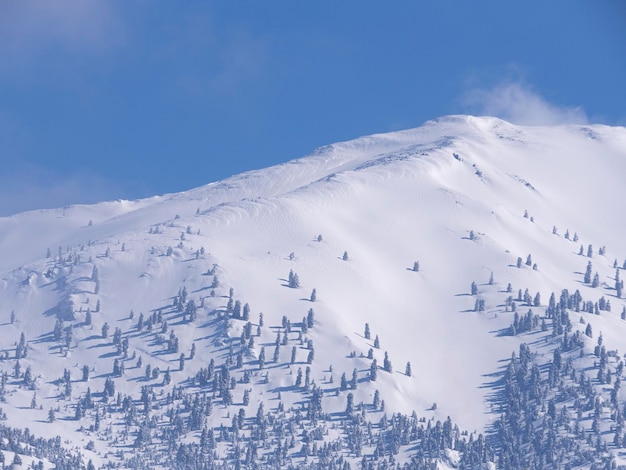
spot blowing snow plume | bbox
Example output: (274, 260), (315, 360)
(464, 81), (588, 126)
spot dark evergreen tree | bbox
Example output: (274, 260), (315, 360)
(592, 272), (600, 288)
(370, 359), (378, 381)
(533, 292), (541, 306)
(345, 393), (354, 414)
(307, 308), (314, 328)
(113, 359), (121, 376)
(383, 351), (392, 373)
(163, 368), (171, 385)
(288, 270), (300, 288)
(242, 302), (250, 321)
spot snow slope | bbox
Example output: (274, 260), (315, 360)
(1, 115), (626, 467)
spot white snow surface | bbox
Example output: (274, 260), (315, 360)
(1, 115), (626, 462)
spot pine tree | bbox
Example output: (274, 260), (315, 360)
(288, 270), (300, 288)
(74, 402), (83, 420)
(364, 323), (371, 339)
(405, 361), (412, 377)
(242, 303), (250, 321)
(345, 393), (354, 414)
(383, 351), (392, 373)
(592, 272), (600, 288)
(340, 372), (347, 390)
(163, 368), (171, 385)
(370, 360), (378, 381)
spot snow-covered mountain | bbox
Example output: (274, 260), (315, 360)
(1, 115), (626, 469)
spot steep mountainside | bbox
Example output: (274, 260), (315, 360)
(1, 115), (626, 469)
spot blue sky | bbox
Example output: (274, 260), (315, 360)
(0, 1), (624, 216)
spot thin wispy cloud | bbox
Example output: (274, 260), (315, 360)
(0, 164), (148, 217)
(0, 0), (124, 79)
(464, 81), (588, 126)
(0, 0), (122, 51)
